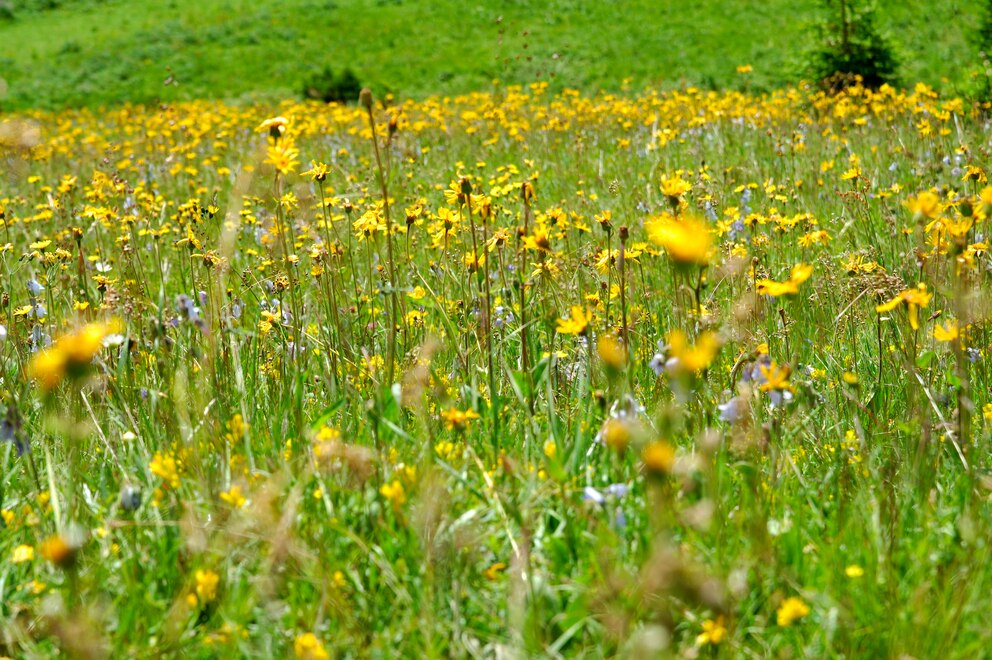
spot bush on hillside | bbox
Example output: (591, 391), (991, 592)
(301, 66), (363, 104)
(806, 0), (899, 91)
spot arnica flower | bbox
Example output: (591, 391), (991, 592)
(265, 142), (300, 176)
(301, 160), (329, 182)
(40, 534), (78, 568)
(294, 633), (329, 660)
(220, 485), (246, 508)
(441, 407), (480, 431)
(556, 305), (591, 336)
(933, 319), (959, 343)
(380, 480), (406, 508)
(659, 172), (692, 204)
(875, 283), (932, 330)
(905, 190), (942, 220)
(696, 616), (727, 646)
(756, 263), (813, 297)
(757, 360), (794, 406)
(11, 544), (34, 563)
(188, 569), (220, 607)
(256, 116), (289, 139)
(645, 213), (712, 266)
(776, 596), (810, 626)
(484, 562), (507, 580)
(664, 330), (720, 375)
(27, 319), (121, 391)
(642, 440), (676, 474)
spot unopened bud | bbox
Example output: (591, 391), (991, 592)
(359, 88), (373, 110)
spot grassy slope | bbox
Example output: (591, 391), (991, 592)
(0, 0), (982, 110)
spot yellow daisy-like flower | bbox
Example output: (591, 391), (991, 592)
(776, 596), (810, 626)
(645, 213), (712, 266)
(556, 305), (591, 336)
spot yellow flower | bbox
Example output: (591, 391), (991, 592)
(11, 544), (34, 563)
(645, 213), (712, 266)
(380, 480), (406, 507)
(758, 361), (793, 393)
(27, 320), (121, 391)
(294, 632), (329, 660)
(265, 142), (300, 176)
(220, 485), (246, 508)
(556, 305), (591, 336)
(776, 596), (810, 626)
(696, 616), (727, 646)
(659, 173), (692, 201)
(194, 569), (220, 605)
(845, 565), (865, 578)
(543, 440), (557, 460)
(484, 562), (507, 580)
(876, 283), (932, 330)
(39, 535), (75, 567)
(933, 319), (959, 343)
(906, 190), (942, 219)
(666, 330), (720, 374)
(256, 116), (289, 138)
(441, 408), (480, 431)
(642, 440), (676, 474)
(756, 263), (813, 297)
(150, 451), (181, 490)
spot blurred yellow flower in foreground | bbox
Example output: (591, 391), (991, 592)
(645, 213), (712, 266)
(28, 319), (121, 391)
(776, 596), (810, 626)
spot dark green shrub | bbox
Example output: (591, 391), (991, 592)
(806, 0), (899, 91)
(969, 0), (992, 102)
(301, 67), (362, 104)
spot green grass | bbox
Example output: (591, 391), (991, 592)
(0, 0), (984, 110)
(2, 83), (992, 656)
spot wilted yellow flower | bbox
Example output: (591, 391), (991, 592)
(256, 116), (289, 138)
(39, 535), (75, 567)
(484, 562), (507, 580)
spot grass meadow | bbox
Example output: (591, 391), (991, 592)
(3, 2), (992, 658)
(1, 81), (992, 657)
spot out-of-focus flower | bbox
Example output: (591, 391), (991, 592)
(776, 596), (810, 626)
(645, 213), (712, 266)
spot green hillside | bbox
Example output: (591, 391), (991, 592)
(0, 0), (984, 109)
